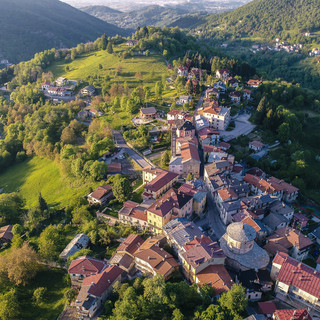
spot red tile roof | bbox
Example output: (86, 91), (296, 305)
(147, 188), (193, 217)
(181, 141), (200, 162)
(117, 234), (144, 255)
(276, 255), (320, 299)
(196, 265), (233, 295)
(258, 301), (276, 315)
(82, 265), (123, 297)
(219, 142), (230, 150)
(272, 251), (289, 266)
(244, 174), (276, 194)
(134, 245), (179, 277)
(145, 170), (178, 193)
(89, 185), (112, 200)
(68, 256), (107, 276)
(268, 176), (299, 194)
(273, 309), (312, 320)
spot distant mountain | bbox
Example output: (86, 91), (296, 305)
(0, 0), (127, 63)
(81, 4), (193, 29)
(198, 0), (320, 42)
(80, 1), (249, 30)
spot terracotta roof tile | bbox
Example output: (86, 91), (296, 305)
(273, 309), (312, 320)
(68, 256), (107, 276)
(145, 170), (178, 193)
(89, 185), (112, 200)
(117, 234), (144, 255)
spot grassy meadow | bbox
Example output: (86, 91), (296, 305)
(0, 157), (101, 209)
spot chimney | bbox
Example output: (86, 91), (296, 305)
(171, 127), (177, 158)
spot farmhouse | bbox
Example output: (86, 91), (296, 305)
(87, 184), (113, 206)
(140, 107), (157, 119)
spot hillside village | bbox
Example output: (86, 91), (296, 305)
(0, 22), (319, 320)
(16, 63), (318, 320)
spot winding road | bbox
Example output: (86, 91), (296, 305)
(113, 130), (151, 169)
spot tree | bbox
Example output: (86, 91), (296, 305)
(277, 122), (290, 142)
(38, 225), (64, 260)
(33, 287), (47, 304)
(218, 283), (247, 316)
(0, 192), (24, 225)
(113, 176), (132, 203)
(100, 34), (107, 50)
(172, 309), (184, 320)
(0, 243), (41, 286)
(160, 150), (170, 169)
(107, 42), (114, 54)
(38, 193), (48, 212)
(155, 81), (163, 99)
(64, 288), (77, 304)
(186, 173), (193, 181)
(0, 289), (20, 320)
(255, 96), (268, 124)
(89, 161), (108, 181)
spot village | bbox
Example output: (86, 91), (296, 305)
(1, 61), (320, 320)
(53, 65), (320, 319)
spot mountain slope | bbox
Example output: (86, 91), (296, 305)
(0, 0), (127, 63)
(199, 0), (320, 42)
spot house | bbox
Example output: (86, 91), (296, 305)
(41, 81), (52, 91)
(81, 85), (96, 96)
(180, 236), (226, 281)
(177, 66), (188, 77)
(133, 238), (179, 280)
(0, 225), (13, 245)
(146, 188), (193, 233)
(247, 79), (262, 88)
(246, 167), (266, 178)
(75, 265), (124, 318)
(311, 226), (320, 245)
(264, 227), (313, 260)
(243, 89), (252, 100)
(202, 105), (231, 130)
(163, 218), (203, 254)
(55, 77), (67, 86)
(293, 213), (308, 229)
(249, 140), (264, 152)
(169, 139), (201, 179)
(213, 81), (227, 92)
(219, 141), (231, 151)
(271, 252), (320, 312)
(60, 233), (90, 260)
(190, 68), (203, 80)
(140, 107), (157, 119)
(205, 87), (220, 100)
(195, 264), (233, 297)
(88, 108), (104, 117)
(176, 120), (196, 139)
(87, 185), (113, 206)
(262, 212), (289, 233)
(269, 200), (294, 222)
(238, 269), (273, 301)
(68, 256), (108, 287)
(126, 39), (138, 46)
(118, 200), (149, 230)
(109, 234), (144, 274)
(273, 309), (312, 320)
(244, 174), (283, 198)
(178, 183), (207, 215)
(47, 86), (67, 97)
(258, 301), (277, 318)
(230, 91), (241, 104)
(226, 77), (239, 87)
(176, 95), (192, 106)
(267, 177), (299, 203)
(143, 169), (179, 199)
(167, 109), (190, 123)
(216, 69), (230, 80)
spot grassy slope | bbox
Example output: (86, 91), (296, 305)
(49, 46), (168, 87)
(48, 46), (179, 130)
(16, 268), (68, 320)
(0, 157), (100, 209)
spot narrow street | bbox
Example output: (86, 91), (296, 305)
(113, 130), (151, 169)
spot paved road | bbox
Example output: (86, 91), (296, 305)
(113, 130), (151, 169)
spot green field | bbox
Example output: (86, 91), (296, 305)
(0, 157), (100, 209)
(48, 46), (169, 88)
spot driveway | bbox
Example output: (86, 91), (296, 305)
(113, 130), (152, 170)
(220, 114), (256, 141)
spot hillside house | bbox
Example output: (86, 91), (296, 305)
(177, 66), (188, 77)
(202, 105), (231, 130)
(176, 95), (192, 106)
(230, 91), (241, 104)
(41, 81), (52, 91)
(247, 79), (262, 88)
(249, 140), (264, 152)
(87, 185), (113, 206)
(216, 69), (230, 80)
(80, 85), (96, 96)
(0, 225), (13, 246)
(56, 77), (68, 86)
(126, 39), (138, 46)
(243, 89), (252, 100)
(140, 107), (157, 119)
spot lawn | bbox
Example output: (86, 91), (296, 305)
(0, 157), (101, 209)
(3, 268), (69, 320)
(48, 45), (169, 89)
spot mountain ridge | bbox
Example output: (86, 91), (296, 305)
(0, 0), (127, 63)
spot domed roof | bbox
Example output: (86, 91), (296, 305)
(226, 222), (256, 242)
